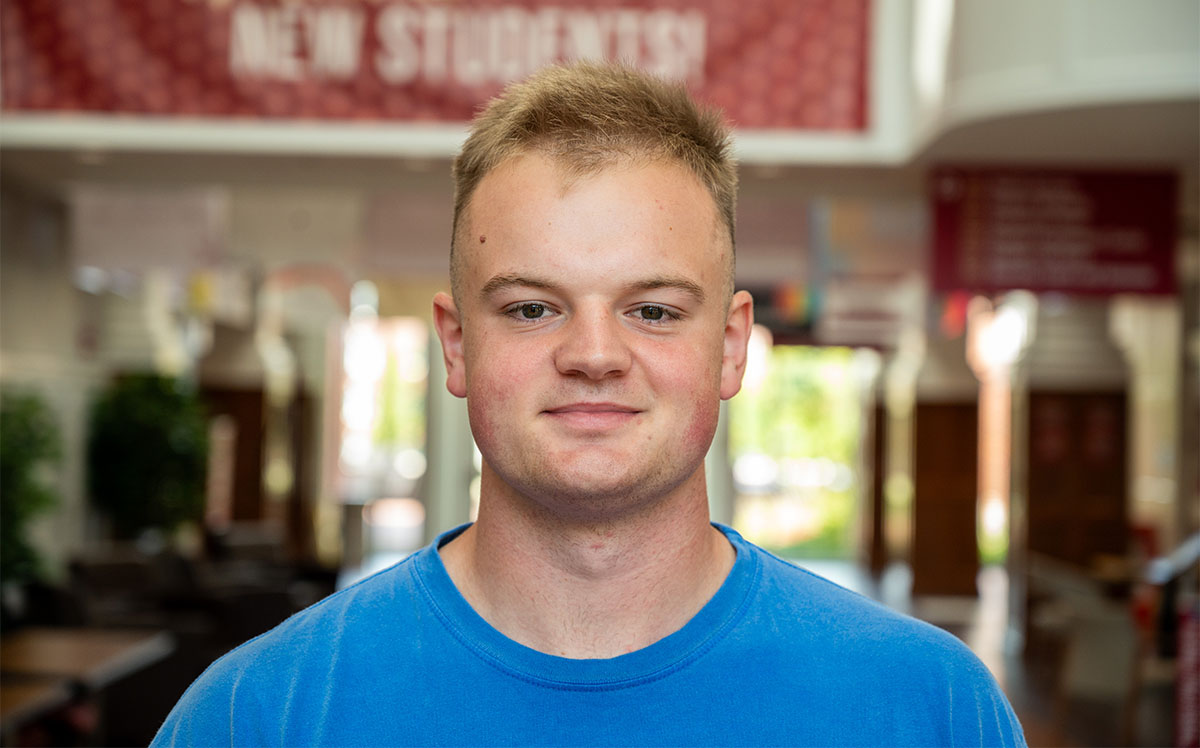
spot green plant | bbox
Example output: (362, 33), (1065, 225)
(729, 346), (862, 558)
(87, 375), (209, 539)
(0, 391), (62, 583)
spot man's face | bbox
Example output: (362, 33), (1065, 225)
(434, 153), (752, 521)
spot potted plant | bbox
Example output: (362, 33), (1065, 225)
(87, 375), (209, 541)
(0, 390), (62, 585)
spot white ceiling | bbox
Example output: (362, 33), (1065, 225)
(2, 96), (1195, 205)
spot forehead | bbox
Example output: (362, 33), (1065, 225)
(458, 154), (728, 291)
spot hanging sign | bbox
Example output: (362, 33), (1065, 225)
(0, 0), (869, 131)
(931, 168), (1177, 296)
(810, 198), (928, 348)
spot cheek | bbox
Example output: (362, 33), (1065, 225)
(463, 333), (531, 438)
(465, 369), (509, 437)
(682, 393), (720, 451)
(651, 344), (723, 449)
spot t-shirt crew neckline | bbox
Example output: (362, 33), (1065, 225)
(411, 522), (760, 691)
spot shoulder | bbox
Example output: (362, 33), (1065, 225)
(729, 541), (1025, 746)
(151, 553), (424, 746)
(748, 543), (981, 665)
(230, 551), (423, 664)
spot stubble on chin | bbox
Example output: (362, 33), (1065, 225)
(480, 420), (715, 527)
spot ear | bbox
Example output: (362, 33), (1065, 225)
(719, 290), (754, 400)
(432, 292), (468, 398)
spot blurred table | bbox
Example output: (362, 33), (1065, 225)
(0, 627), (173, 688)
(0, 628), (174, 743)
(0, 678), (72, 730)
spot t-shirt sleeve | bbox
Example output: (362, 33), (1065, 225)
(150, 652), (266, 748)
(944, 646), (1028, 748)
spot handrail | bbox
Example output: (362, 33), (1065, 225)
(1145, 531), (1200, 585)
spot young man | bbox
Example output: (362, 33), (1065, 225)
(153, 63), (1026, 747)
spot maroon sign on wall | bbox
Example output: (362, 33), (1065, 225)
(931, 168), (1178, 296)
(0, 0), (869, 130)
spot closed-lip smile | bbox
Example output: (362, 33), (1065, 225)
(543, 402), (642, 429)
(544, 402), (641, 414)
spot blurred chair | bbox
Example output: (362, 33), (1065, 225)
(69, 551), (169, 628)
(1027, 552), (1141, 744)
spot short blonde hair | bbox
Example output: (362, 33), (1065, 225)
(450, 62), (736, 301)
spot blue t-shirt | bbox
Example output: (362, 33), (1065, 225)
(153, 524), (1026, 747)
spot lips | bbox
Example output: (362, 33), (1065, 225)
(543, 402), (642, 430)
(545, 402), (640, 414)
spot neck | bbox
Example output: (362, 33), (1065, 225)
(439, 467), (735, 659)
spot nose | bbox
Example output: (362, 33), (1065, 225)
(554, 305), (632, 381)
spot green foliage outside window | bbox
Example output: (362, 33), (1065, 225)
(729, 346), (862, 559)
(730, 347), (860, 458)
(373, 349), (426, 449)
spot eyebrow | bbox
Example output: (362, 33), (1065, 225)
(479, 274), (706, 304)
(479, 274), (561, 299)
(625, 276), (707, 304)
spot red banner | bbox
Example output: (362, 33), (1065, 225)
(0, 0), (869, 130)
(1180, 597), (1200, 748)
(932, 168), (1178, 296)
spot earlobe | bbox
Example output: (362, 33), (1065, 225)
(719, 290), (754, 400)
(432, 292), (468, 398)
